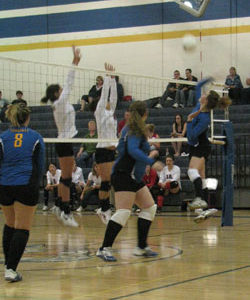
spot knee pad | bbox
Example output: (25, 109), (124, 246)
(60, 177), (72, 187)
(100, 181), (110, 192)
(170, 181), (179, 189)
(111, 209), (131, 227)
(187, 168), (200, 182)
(138, 204), (157, 221)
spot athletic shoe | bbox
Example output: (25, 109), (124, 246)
(60, 212), (79, 227)
(188, 197), (208, 211)
(133, 246), (158, 258)
(172, 102), (178, 108)
(50, 205), (57, 211)
(42, 205), (48, 211)
(179, 104), (184, 108)
(96, 208), (112, 225)
(194, 208), (203, 215)
(155, 103), (163, 109)
(167, 97), (173, 101)
(194, 208), (218, 223)
(181, 152), (189, 157)
(52, 206), (62, 219)
(96, 247), (117, 262)
(5, 269), (22, 282)
(76, 206), (83, 212)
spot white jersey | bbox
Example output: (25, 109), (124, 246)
(53, 67), (78, 139)
(94, 76), (117, 148)
(72, 167), (85, 185)
(159, 165), (181, 189)
(46, 169), (61, 185)
(88, 172), (101, 187)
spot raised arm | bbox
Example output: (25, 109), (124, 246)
(95, 76), (111, 113)
(109, 77), (118, 112)
(195, 77), (213, 105)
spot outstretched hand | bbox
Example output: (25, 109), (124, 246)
(105, 63), (115, 78)
(72, 46), (81, 66)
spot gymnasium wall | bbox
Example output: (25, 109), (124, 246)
(0, 0), (250, 103)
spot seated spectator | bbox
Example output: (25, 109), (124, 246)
(158, 70), (184, 108)
(180, 69), (197, 107)
(43, 164), (61, 211)
(70, 162), (85, 210)
(118, 110), (130, 136)
(143, 165), (159, 202)
(0, 91), (9, 122)
(76, 120), (98, 168)
(225, 67), (243, 104)
(241, 76), (250, 104)
(146, 124), (160, 158)
(12, 90), (27, 106)
(115, 76), (124, 102)
(157, 155), (181, 212)
(80, 76), (103, 111)
(171, 114), (187, 157)
(77, 162), (101, 211)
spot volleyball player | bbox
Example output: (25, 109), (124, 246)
(96, 101), (158, 261)
(41, 46), (81, 227)
(0, 104), (45, 282)
(186, 78), (231, 222)
(94, 63), (118, 225)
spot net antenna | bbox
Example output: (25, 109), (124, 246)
(174, 0), (210, 17)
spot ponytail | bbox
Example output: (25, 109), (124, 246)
(5, 104), (30, 127)
(41, 84), (60, 104)
(128, 101), (147, 138)
(206, 90), (231, 110)
(217, 96), (232, 109)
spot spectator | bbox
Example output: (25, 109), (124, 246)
(115, 76), (124, 102)
(76, 120), (98, 168)
(146, 124), (160, 159)
(171, 114), (187, 157)
(180, 69), (198, 107)
(70, 162), (85, 210)
(12, 91), (27, 106)
(241, 76), (250, 104)
(77, 162), (101, 212)
(80, 76), (103, 111)
(157, 155), (181, 212)
(118, 110), (130, 136)
(43, 164), (61, 211)
(143, 165), (159, 202)
(0, 91), (9, 122)
(158, 70), (184, 108)
(225, 67), (243, 104)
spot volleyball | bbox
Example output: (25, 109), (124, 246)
(182, 34), (197, 51)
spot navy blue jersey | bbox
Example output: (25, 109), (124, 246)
(113, 126), (154, 182)
(0, 127), (45, 186)
(187, 78), (211, 146)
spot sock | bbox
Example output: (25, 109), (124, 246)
(101, 220), (122, 249)
(100, 198), (110, 212)
(7, 229), (29, 271)
(2, 224), (15, 265)
(61, 201), (71, 214)
(137, 218), (152, 249)
(157, 196), (164, 208)
(193, 177), (204, 199)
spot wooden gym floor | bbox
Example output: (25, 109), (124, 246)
(0, 209), (250, 300)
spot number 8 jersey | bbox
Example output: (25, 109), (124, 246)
(0, 127), (45, 186)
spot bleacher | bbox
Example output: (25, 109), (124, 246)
(1, 102), (249, 209)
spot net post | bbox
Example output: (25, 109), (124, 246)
(221, 122), (234, 226)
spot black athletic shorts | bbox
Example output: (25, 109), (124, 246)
(0, 185), (39, 206)
(95, 148), (116, 164)
(55, 143), (74, 157)
(111, 172), (145, 193)
(189, 144), (211, 160)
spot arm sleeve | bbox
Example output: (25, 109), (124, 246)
(187, 115), (210, 141)
(95, 76), (111, 115)
(195, 77), (213, 105)
(56, 67), (75, 105)
(127, 135), (154, 165)
(109, 77), (118, 112)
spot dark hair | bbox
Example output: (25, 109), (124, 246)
(128, 101), (147, 138)
(185, 68), (192, 73)
(6, 103), (30, 127)
(174, 113), (184, 131)
(16, 90), (23, 95)
(206, 91), (232, 110)
(166, 155), (174, 161)
(174, 70), (180, 74)
(41, 84), (60, 103)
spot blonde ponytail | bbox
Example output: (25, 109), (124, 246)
(5, 104), (30, 127)
(128, 101), (147, 138)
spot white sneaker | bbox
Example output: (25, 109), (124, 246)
(96, 247), (117, 262)
(53, 206), (62, 219)
(188, 197), (208, 211)
(194, 208), (218, 223)
(50, 205), (56, 211)
(60, 212), (79, 227)
(76, 206), (83, 212)
(179, 104), (184, 108)
(167, 97), (173, 101)
(96, 208), (112, 225)
(42, 205), (48, 211)
(181, 152), (189, 157)
(155, 103), (163, 109)
(5, 268), (22, 282)
(133, 246), (158, 258)
(172, 102), (178, 108)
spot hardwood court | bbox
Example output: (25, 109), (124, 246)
(0, 209), (250, 300)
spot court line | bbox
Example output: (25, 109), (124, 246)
(110, 264), (250, 300)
